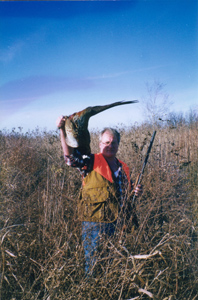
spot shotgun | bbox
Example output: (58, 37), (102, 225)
(132, 130), (156, 206)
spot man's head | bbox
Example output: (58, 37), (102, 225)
(99, 128), (120, 159)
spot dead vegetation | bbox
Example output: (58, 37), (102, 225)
(0, 119), (197, 300)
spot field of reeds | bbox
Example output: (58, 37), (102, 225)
(0, 118), (198, 300)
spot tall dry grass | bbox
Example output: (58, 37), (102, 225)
(0, 120), (197, 300)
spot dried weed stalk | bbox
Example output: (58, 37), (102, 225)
(0, 123), (197, 299)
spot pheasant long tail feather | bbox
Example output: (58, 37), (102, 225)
(89, 100), (139, 116)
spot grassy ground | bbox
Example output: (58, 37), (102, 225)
(0, 121), (197, 299)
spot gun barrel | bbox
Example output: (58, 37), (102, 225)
(132, 130), (156, 205)
(140, 130), (156, 176)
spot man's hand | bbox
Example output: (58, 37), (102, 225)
(56, 116), (66, 130)
(56, 116), (74, 156)
(132, 184), (143, 197)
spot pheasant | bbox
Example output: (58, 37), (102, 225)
(64, 100), (138, 155)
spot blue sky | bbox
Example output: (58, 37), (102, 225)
(0, 0), (197, 132)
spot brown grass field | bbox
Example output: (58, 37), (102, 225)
(0, 118), (198, 300)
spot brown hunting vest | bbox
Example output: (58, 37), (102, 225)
(78, 153), (130, 223)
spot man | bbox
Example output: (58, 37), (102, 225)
(56, 116), (142, 275)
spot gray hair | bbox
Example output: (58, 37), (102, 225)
(99, 127), (120, 144)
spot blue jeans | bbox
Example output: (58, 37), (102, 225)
(82, 221), (116, 275)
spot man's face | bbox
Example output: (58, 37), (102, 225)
(99, 131), (119, 158)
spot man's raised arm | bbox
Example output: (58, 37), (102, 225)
(56, 116), (74, 157)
